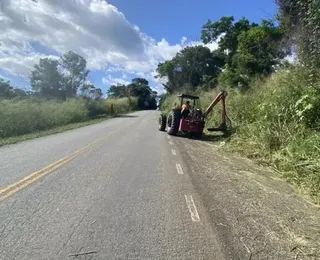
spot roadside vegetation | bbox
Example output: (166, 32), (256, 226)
(0, 97), (136, 143)
(0, 51), (156, 143)
(158, 1), (320, 201)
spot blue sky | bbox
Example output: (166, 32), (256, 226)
(0, 0), (277, 94)
(109, 0), (276, 42)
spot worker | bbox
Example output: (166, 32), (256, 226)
(110, 104), (115, 115)
(181, 100), (191, 118)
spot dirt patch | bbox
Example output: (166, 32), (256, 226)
(175, 137), (320, 260)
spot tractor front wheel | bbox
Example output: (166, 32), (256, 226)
(158, 114), (167, 131)
(167, 110), (180, 135)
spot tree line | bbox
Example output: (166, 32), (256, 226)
(155, 16), (289, 93)
(0, 51), (103, 101)
(155, 0), (320, 94)
(0, 51), (157, 110)
(107, 78), (158, 110)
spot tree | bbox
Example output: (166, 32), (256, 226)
(107, 78), (157, 110)
(30, 58), (63, 99)
(132, 78), (149, 86)
(232, 20), (287, 77)
(107, 84), (129, 98)
(275, 0), (320, 78)
(0, 78), (28, 99)
(11, 88), (27, 98)
(201, 16), (258, 65)
(201, 17), (287, 88)
(155, 46), (226, 92)
(0, 78), (13, 98)
(30, 51), (90, 100)
(90, 87), (103, 100)
(128, 78), (157, 109)
(156, 61), (179, 93)
(59, 51), (89, 98)
(129, 78), (151, 98)
(80, 84), (103, 100)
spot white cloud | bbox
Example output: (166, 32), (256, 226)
(102, 75), (131, 86)
(0, 0), (218, 92)
(0, 53), (59, 77)
(0, 74), (9, 81)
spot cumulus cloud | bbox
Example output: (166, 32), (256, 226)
(102, 75), (131, 86)
(0, 0), (218, 91)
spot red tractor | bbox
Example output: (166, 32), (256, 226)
(158, 91), (231, 137)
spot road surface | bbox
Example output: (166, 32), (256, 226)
(0, 111), (229, 260)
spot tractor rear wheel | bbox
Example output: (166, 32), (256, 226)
(167, 109), (180, 135)
(158, 114), (167, 131)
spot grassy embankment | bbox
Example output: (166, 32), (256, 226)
(161, 68), (320, 203)
(0, 97), (137, 145)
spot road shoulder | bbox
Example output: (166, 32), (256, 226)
(174, 136), (320, 260)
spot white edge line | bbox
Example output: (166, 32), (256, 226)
(171, 149), (177, 155)
(184, 195), (201, 222)
(175, 163), (183, 175)
(169, 140), (173, 145)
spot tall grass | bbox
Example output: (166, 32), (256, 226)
(0, 97), (136, 139)
(105, 97), (137, 114)
(160, 68), (320, 201)
(223, 69), (320, 200)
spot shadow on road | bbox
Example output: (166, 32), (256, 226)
(171, 126), (237, 142)
(175, 131), (234, 142)
(115, 114), (139, 118)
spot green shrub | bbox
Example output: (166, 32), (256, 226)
(105, 97), (137, 113)
(87, 100), (108, 118)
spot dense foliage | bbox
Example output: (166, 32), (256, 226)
(156, 46), (226, 92)
(107, 78), (157, 110)
(156, 16), (288, 92)
(276, 0), (320, 72)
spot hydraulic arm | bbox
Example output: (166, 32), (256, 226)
(203, 90), (230, 131)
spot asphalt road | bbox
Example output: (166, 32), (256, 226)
(0, 111), (229, 260)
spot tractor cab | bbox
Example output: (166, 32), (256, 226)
(177, 94), (204, 121)
(177, 94), (201, 111)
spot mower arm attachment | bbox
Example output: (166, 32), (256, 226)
(203, 90), (231, 132)
(203, 91), (227, 118)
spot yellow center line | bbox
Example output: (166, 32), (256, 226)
(0, 156), (75, 202)
(0, 127), (127, 202)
